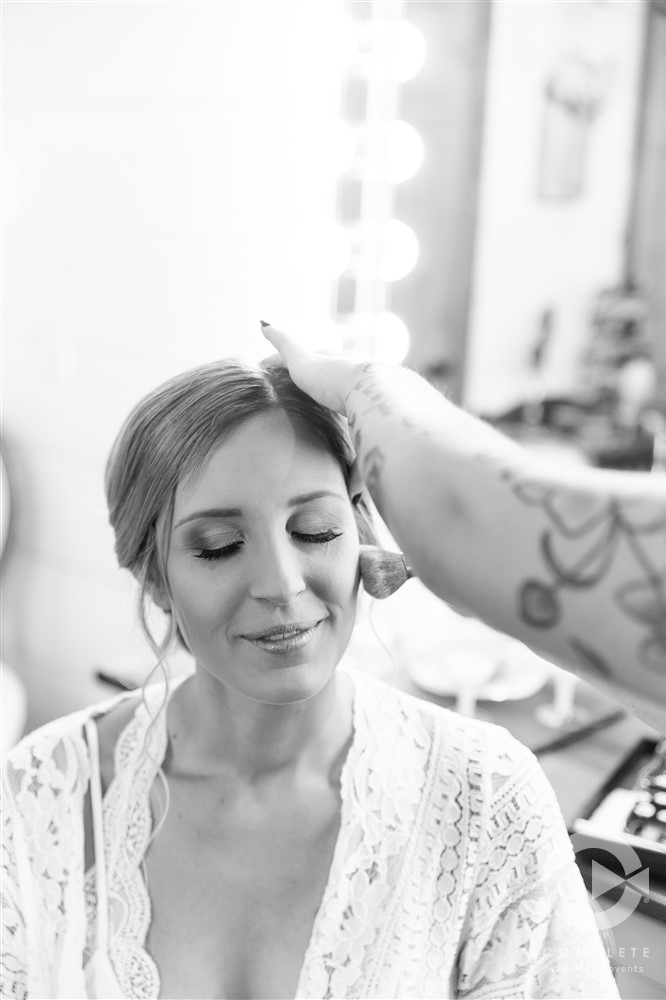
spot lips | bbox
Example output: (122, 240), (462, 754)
(242, 620), (321, 641)
(242, 620), (322, 657)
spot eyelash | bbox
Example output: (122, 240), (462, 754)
(195, 530), (342, 562)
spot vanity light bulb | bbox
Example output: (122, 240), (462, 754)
(380, 220), (419, 282)
(385, 121), (424, 184)
(365, 20), (426, 83)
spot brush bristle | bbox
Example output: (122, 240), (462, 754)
(359, 545), (413, 599)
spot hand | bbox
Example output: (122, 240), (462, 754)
(261, 323), (360, 416)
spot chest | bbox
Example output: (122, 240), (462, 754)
(144, 781), (343, 1000)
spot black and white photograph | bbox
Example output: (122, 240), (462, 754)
(1, 2), (665, 998)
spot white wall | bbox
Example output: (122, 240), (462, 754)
(1, 0), (345, 728)
(464, 0), (645, 415)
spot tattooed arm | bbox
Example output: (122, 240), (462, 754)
(263, 326), (666, 730)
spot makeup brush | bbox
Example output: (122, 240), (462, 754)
(359, 544), (415, 599)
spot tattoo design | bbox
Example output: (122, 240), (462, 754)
(346, 364), (425, 448)
(507, 473), (666, 676)
(346, 365), (393, 420)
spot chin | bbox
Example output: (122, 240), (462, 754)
(271, 662), (338, 701)
(242, 656), (339, 706)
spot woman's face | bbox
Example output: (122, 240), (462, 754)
(164, 410), (360, 704)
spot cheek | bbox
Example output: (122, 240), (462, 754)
(311, 540), (360, 608)
(167, 562), (238, 635)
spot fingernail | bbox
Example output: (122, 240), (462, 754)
(260, 320), (271, 328)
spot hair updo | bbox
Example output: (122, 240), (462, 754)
(105, 357), (377, 650)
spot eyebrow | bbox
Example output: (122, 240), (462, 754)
(174, 490), (346, 529)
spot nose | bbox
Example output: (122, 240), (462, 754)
(247, 534), (307, 606)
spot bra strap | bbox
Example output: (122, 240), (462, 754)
(85, 717), (110, 954)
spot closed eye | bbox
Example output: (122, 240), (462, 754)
(195, 530), (341, 562)
(195, 541), (243, 561)
(293, 530), (342, 544)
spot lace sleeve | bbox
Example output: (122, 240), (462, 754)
(456, 735), (619, 1000)
(1, 723), (90, 1000)
(1, 786), (28, 1000)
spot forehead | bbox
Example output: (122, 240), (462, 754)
(174, 410), (347, 513)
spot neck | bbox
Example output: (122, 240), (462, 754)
(166, 666), (354, 787)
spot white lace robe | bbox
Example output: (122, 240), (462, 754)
(1, 669), (618, 999)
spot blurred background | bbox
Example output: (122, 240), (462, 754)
(2, 2), (665, 994)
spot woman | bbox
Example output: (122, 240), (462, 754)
(1, 358), (617, 1000)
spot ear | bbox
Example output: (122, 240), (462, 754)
(147, 578), (171, 613)
(348, 458), (364, 506)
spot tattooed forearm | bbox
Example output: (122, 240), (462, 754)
(568, 638), (614, 680)
(345, 365), (393, 420)
(345, 364), (423, 434)
(505, 466), (666, 679)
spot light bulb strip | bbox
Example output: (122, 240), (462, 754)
(332, 0), (424, 359)
(354, 0), (403, 320)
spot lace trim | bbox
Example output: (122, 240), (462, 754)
(85, 685), (170, 999)
(297, 681), (434, 999)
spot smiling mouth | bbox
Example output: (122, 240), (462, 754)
(257, 628), (309, 642)
(243, 621), (321, 641)
(242, 621), (322, 655)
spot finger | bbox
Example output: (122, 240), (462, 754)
(260, 324), (310, 363)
